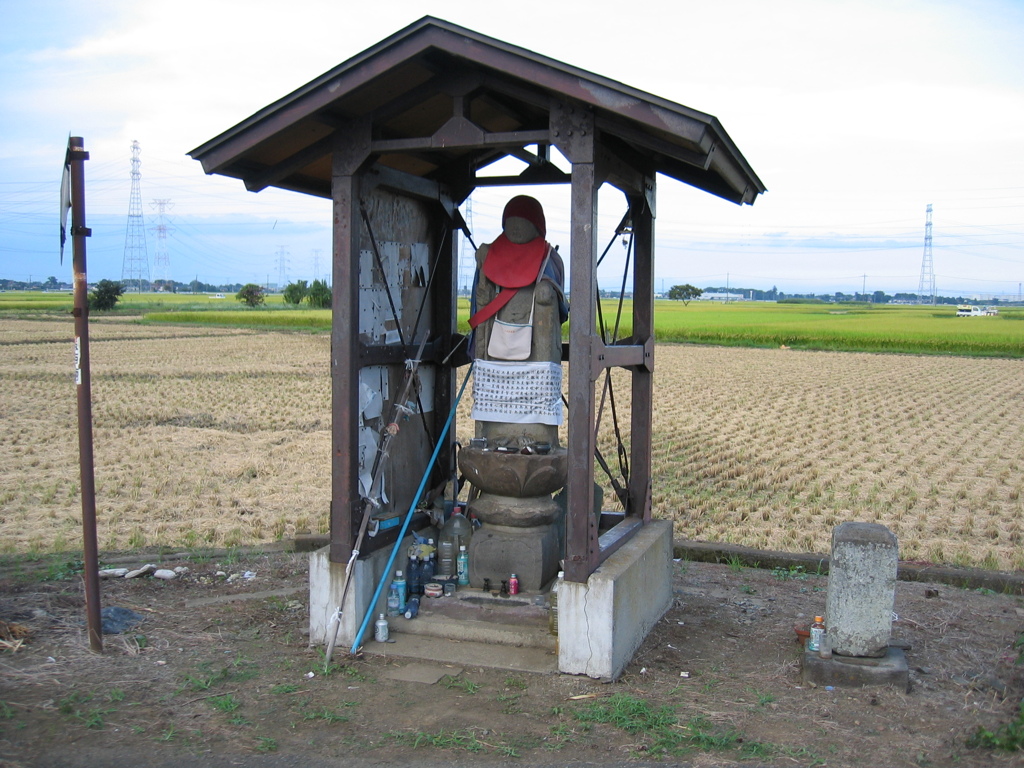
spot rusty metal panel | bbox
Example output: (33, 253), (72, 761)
(345, 186), (442, 560)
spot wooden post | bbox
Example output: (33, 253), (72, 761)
(68, 137), (103, 653)
(629, 182), (655, 522)
(329, 124), (370, 563)
(554, 102), (600, 584)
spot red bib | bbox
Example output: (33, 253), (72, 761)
(482, 234), (548, 288)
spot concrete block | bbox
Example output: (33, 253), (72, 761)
(801, 646), (910, 693)
(557, 520), (673, 681)
(309, 539), (410, 649)
(826, 522), (897, 657)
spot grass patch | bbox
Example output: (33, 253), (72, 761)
(571, 694), (748, 757)
(439, 674), (480, 694)
(772, 564), (810, 581)
(391, 728), (485, 753)
(967, 700), (1024, 751)
(207, 694), (241, 713)
(179, 656), (260, 693)
(57, 692), (114, 730)
(303, 707), (351, 723)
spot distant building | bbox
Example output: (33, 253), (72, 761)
(700, 292), (746, 301)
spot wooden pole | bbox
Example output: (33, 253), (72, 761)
(68, 136), (103, 653)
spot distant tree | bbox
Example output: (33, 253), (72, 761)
(89, 279), (124, 311)
(283, 280), (309, 306)
(307, 279), (332, 309)
(667, 284), (703, 305)
(45, 276), (59, 289)
(236, 283), (265, 307)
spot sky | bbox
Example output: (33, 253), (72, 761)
(1, 0), (1022, 298)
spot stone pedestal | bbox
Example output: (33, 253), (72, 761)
(467, 521), (560, 592)
(826, 522), (898, 657)
(460, 447), (567, 593)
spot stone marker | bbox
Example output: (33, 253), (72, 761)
(826, 522), (898, 658)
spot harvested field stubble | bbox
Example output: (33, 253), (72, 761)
(651, 345), (1024, 570)
(2, 318), (1022, 571)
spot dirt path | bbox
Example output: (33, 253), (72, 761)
(1, 550), (1021, 767)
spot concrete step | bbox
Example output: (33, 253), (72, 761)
(393, 612), (556, 650)
(386, 590), (556, 650)
(361, 631), (557, 674)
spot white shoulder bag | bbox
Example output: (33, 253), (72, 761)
(487, 251), (549, 361)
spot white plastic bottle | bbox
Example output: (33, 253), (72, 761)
(548, 571), (563, 636)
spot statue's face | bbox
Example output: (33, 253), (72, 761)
(504, 216), (540, 244)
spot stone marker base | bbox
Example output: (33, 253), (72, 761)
(801, 646), (910, 693)
(468, 521), (559, 592)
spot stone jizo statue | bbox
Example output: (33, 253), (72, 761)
(459, 195), (569, 590)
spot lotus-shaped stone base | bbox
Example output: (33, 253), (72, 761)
(458, 446), (567, 498)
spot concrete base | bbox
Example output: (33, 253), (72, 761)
(309, 539), (410, 650)
(468, 521), (560, 592)
(558, 520), (673, 681)
(801, 646), (910, 693)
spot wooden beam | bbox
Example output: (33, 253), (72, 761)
(371, 128), (549, 154)
(245, 134), (335, 193)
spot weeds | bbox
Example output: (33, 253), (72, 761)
(748, 687), (775, 706)
(772, 564), (810, 581)
(570, 693), (761, 758)
(58, 692), (114, 730)
(439, 674), (479, 694)
(179, 656), (260, 694)
(395, 729), (484, 752)
(304, 708), (350, 723)
(503, 675), (528, 690)
(43, 556), (84, 581)
(496, 693), (522, 715)
(207, 694), (240, 713)
(968, 700), (1024, 751)
(573, 694), (676, 734)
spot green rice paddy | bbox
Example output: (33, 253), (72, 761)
(2, 291), (1020, 357)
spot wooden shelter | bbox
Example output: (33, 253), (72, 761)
(190, 17), (764, 587)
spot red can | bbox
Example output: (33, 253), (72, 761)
(509, 573), (519, 595)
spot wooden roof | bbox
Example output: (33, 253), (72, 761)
(189, 17), (765, 205)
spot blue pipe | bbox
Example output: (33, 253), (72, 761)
(350, 363), (473, 654)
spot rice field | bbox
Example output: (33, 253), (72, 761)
(1, 317), (1022, 570)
